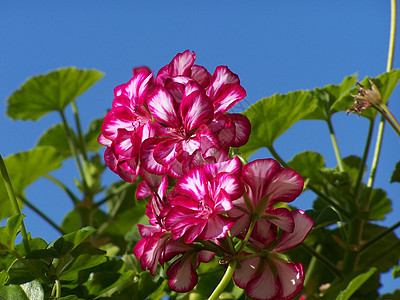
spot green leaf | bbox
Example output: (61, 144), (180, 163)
(288, 151), (326, 187)
(306, 207), (340, 230)
(7, 68), (104, 121)
(0, 214), (25, 251)
(51, 226), (96, 256)
(0, 147), (63, 219)
(84, 118), (104, 153)
(336, 268), (377, 300)
(20, 280), (44, 300)
(393, 265), (400, 278)
(0, 270), (9, 285)
(0, 284), (29, 300)
(240, 91), (317, 158)
(391, 161), (400, 183)
(332, 69), (400, 120)
(367, 187), (392, 221)
(304, 74), (357, 120)
(84, 269), (134, 297)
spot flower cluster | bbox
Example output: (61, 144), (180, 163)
(99, 51), (314, 299)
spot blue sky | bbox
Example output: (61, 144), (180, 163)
(1, 1), (399, 294)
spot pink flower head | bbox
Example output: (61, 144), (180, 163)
(233, 210), (314, 300)
(164, 157), (244, 243)
(98, 67), (155, 182)
(229, 159), (304, 241)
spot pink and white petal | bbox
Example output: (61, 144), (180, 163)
(117, 160), (139, 183)
(167, 256), (198, 293)
(123, 69), (154, 104)
(191, 65), (212, 88)
(246, 263), (279, 300)
(214, 173), (244, 202)
(229, 212), (250, 237)
(104, 148), (118, 173)
(148, 87), (181, 127)
(101, 106), (137, 139)
(198, 214), (234, 240)
(242, 159), (282, 206)
(251, 219), (278, 246)
(175, 168), (208, 201)
(268, 169), (304, 205)
(140, 170), (164, 188)
(112, 95), (131, 108)
(165, 80), (185, 104)
(164, 239), (192, 262)
(153, 138), (180, 165)
(136, 181), (151, 199)
(198, 250), (215, 263)
(140, 138), (167, 175)
(213, 83), (246, 113)
(209, 66), (240, 98)
(203, 156), (242, 179)
(275, 210), (314, 252)
(212, 188), (234, 213)
(183, 220), (208, 243)
(114, 129), (140, 157)
(180, 90), (214, 133)
(169, 50), (196, 77)
(155, 65), (169, 86)
(98, 133), (112, 147)
(265, 207), (295, 233)
(133, 238), (146, 260)
(229, 113), (251, 147)
(233, 256), (259, 289)
(275, 261), (304, 300)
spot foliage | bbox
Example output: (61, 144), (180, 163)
(1, 53), (400, 300)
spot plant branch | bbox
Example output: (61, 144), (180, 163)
(0, 154), (30, 254)
(360, 220), (400, 253)
(19, 196), (66, 235)
(300, 243), (343, 279)
(326, 118), (344, 172)
(71, 100), (88, 161)
(45, 174), (80, 205)
(208, 259), (237, 300)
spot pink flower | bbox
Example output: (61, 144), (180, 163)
(229, 159), (304, 241)
(98, 67), (155, 182)
(233, 210), (314, 300)
(164, 157), (244, 243)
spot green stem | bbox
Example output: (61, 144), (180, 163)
(379, 104), (400, 137)
(327, 118), (344, 172)
(354, 120), (374, 201)
(268, 146), (351, 219)
(387, 0), (397, 72)
(236, 216), (257, 254)
(367, 119), (385, 190)
(45, 174), (80, 205)
(304, 244), (322, 287)
(208, 259), (237, 300)
(19, 196), (66, 235)
(360, 220), (400, 253)
(71, 100), (88, 161)
(300, 243), (343, 279)
(341, 217), (363, 274)
(94, 182), (132, 208)
(0, 154), (30, 254)
(59, 110), (88, 192)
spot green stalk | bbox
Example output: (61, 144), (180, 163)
(268, 146), (351, 219)
(353, 120), (374, 201)
(236, 215), (257, 254)
(59, 110), (89, 192)
(208, 259), (237, 300)
(300, 243), (343, 279)
(45, 174), (80, 205)
(379, 104), (400, 137)
(94, 181), (132, 208)
(327, 118), (344, 172)
(19, 196), (66, 235)
(360, 220), (400, 253)
(71, 100), (88, 161)
(11, 249), (49, 283)
(0, 154), (30, 254)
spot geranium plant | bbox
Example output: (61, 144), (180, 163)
(1, 1), (400, 299)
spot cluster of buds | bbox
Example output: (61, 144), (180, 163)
(99, 51), (314, 300)
(347, 79), (382, 115)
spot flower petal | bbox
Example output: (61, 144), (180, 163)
(275, 261), (304, 300)
(268, 168), (304, 205)
(213, 83), (246, 113)
(169, 50), (196, 77)
(233, 256), (259, 289)
(180, 90), (214, 133)
(148, 87), (181, 127)
(141, 138), (167, 175)
(275, 210), (314, 252)
(246, 262), (279, 300)
(167, 255), (198, 293)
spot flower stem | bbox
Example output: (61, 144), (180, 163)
(360, 220), (400, 253)
(326, 118), (344, 172)
(236, 216), (257, 254)
(45, 174), (80, 205)
(19, 196), (66, 235)
(59, 110), (89, 192)
(379, 104), (400, 137)
(268, 146), (351, 219)
(0, 154), (30, 254)
(300, 243), (343, 279)
(208, 259), (237, 300)
(71, 100), (88, 161)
